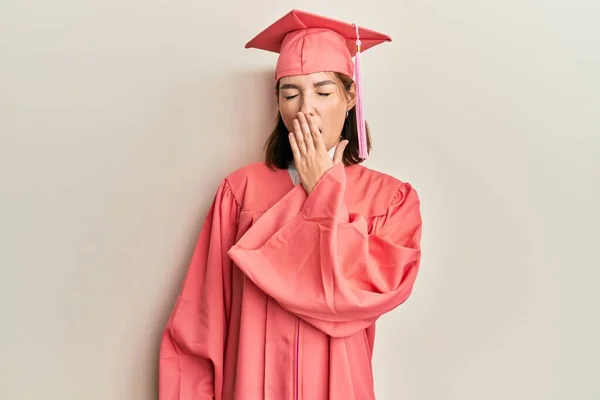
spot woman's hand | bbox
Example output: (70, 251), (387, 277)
(289, 112), (349, 194)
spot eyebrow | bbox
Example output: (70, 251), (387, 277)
(280, 80), (336, 90)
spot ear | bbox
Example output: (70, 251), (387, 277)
(346, 82), (357, 111)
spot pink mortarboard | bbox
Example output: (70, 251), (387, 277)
(245, 9), (391, 159)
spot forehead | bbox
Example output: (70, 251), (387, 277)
(279, 72), (336, 87)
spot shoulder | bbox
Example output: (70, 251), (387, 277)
(345, 164), (418, 216)
(221, 161), (287, 209)
(226, 160), (272, 181)
(225, 159), (278, 185)
(346, 163), (408, 189)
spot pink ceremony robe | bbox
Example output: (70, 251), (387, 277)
(159, 161), (422, 400)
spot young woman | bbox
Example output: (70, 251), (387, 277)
(159, 9), (423, 400)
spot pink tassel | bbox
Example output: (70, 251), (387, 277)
(354, 24), (368, 159)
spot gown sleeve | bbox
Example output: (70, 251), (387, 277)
(159, 179), (239, 400)
(227, 163), (422, 338)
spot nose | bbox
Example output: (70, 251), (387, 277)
(299, 96), (316, 116)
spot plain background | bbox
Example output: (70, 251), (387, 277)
(1, 1), (598, 399)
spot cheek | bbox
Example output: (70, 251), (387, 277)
(320, 120), (343, 149)
(323, 104), (346, 133)
(278, 100), (298, 131)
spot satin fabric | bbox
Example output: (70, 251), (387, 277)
(159, 161), (422, 400)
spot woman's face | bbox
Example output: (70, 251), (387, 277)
(277, 72), (355, 151)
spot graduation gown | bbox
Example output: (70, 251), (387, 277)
(159, 160), (422, 400)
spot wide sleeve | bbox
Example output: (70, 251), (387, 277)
(159, 179), (239, 400)
(227, 163), (422, 338)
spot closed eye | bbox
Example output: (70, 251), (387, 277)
(283, 93), (331, 100)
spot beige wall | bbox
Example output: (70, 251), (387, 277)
(1, 1), (598, 399)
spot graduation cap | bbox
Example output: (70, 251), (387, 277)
(245, 9), (391, 160)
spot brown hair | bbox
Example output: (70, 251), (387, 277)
(264, 72), (372, 169)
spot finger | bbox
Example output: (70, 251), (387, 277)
(289, 132), (301, 161)
(297, 113), (315, 153)
(306, 114), (326, 152)
(293, 119), (306, 154)
(333, 140), (349, 164)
